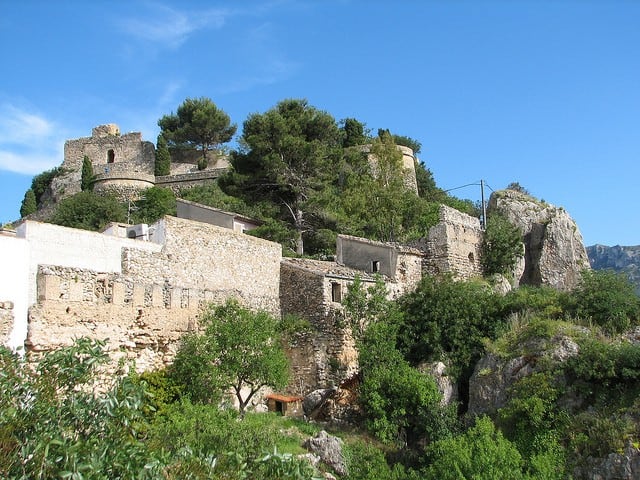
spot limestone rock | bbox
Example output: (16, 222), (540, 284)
(303, 387), (338, 418)
(488, 189), (590, 290)
(468, 335), (580, 417)
(418, 361), (458, 406)
(303, 430), (347, 476)
(574, 442), (640, 480)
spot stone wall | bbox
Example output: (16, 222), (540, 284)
(423, 205), (483, 279)
(0, 301), (14, 346)
(63, 127), (155, 174)
(155, 168), (229, 193)
(123, 216), (281, 315)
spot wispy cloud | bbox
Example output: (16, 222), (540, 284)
(117, 3), (231, 49)
(0, 105), (63, 175)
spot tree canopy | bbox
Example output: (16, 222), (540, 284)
(170, 300), (289, 416)
(230, 99), (342, 254)
(158, 97), (236, 170)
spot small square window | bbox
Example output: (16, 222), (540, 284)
(372, 260), (380, 273)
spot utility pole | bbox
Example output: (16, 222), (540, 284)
(480, 179), (487, 230)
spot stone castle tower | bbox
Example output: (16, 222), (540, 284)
(62, 124), (156, 201)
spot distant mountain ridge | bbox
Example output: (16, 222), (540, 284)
(587, 244), (640, 294)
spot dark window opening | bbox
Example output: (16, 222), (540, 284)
(372, 260), (380, 273)
(331, 282), (342, 303)
(468, 252), (475, 263)
(107, 149), (115, 163)
(275, 401), (284, 415)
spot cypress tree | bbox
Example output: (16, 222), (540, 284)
(155, 134), (171, 176)
(20, 188), (37, 217)
(81, 155), (94, 191)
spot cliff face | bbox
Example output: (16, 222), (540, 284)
(587, 244), (640, 294)
(488, 189), (590, 290)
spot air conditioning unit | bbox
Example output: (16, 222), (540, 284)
(126, 223), (149, 241)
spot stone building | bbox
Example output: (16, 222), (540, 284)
(176, 198), (261, 233)
(422, 205), (484, 279)
(280, 235), (424, 394)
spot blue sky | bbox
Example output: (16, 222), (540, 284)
(1, 0), (638, 246)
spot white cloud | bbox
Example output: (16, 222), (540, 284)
(117, 3), (231, 49)
(0, 105), (63, 175)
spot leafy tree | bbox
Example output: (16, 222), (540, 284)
(423, 416), (525, 480)
(19, 188), (37, 217)
(231, 99), (342, 254)
(481, 212), (524, 276)
(170, 300), (289, 417)
(0, 339), (167, 479)
(565, 269), (640, 334)
(155, 133), (171, 176)
(51, 191), (127, 231)
(158, 97), (236, 170)
(340, 133), (414, 242)
(133, 186), (176, 224)
(81, 155), (95, 191)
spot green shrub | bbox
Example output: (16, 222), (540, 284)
(481, 213), (524, 276)
(565, 270), (640, 334)
(51, 191), (127, 231)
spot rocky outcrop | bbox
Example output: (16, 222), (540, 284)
(574, 442), (640, 480)
(468, 334), (580, 417)
(303, 430), (347, 476)
(587, 244), (640, 294)
(488, 189), (590, 290)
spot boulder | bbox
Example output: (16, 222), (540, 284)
(303, 430), (347, 476)
(303, 387), (337, 418)
(488, 189), (590, 290)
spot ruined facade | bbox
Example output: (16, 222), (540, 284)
(280, 236), (425, 394)
(423, 205), (484, 279)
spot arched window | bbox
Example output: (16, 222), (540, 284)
(468, 252), (475, 264)
(107, 149), (115, 163)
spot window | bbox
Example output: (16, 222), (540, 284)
(372, 260), (380, 273)
(331, 282), (342, 303)
(107, 149), (115, 163)
(468, 252), (475, 264)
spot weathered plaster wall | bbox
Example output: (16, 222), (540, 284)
(423, 205), (483, 279)
(0, 233), (31, 349)
(17, 221), (162, 307)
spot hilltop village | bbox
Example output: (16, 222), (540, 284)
(0, 123), (590, 399)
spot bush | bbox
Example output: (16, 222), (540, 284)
(133, 186), (176, 224)
(51, 191), (127, 231)
(397, 275), (504, 380)
(423, 416), (524, 480)
(481, 213), (523, 276)
(565, 269), (640, 334)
